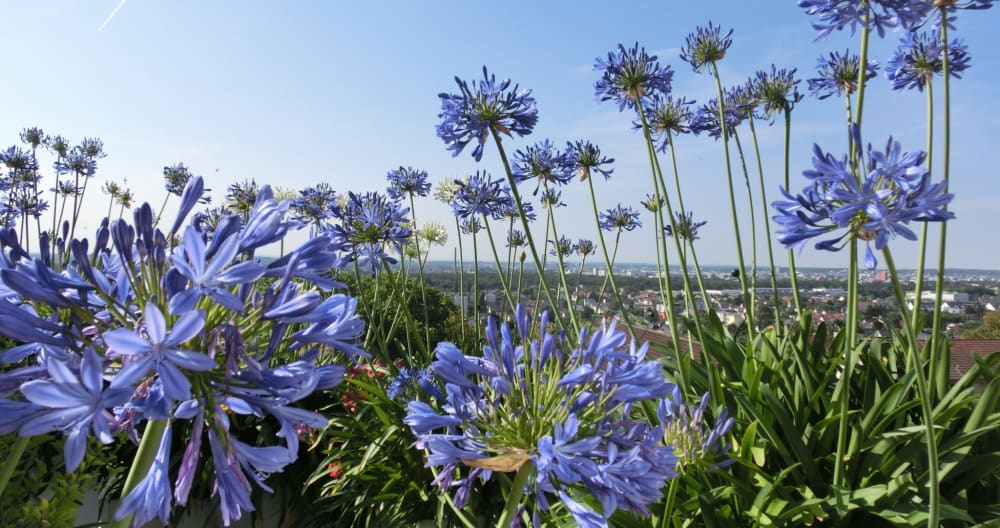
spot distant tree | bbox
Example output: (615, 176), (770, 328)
(962, 311), (1000, 339)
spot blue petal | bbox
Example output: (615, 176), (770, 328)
(164, 310), (205, 347)
(104, 329), (153, 357)
(168, 288), (201, 315)
(167, 349), (216, 371)
(144, 302), (167, 344)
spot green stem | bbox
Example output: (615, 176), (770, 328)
(496, 461), (533, 528)
(666, 134), (711, 312)
(0, 436), (28, 498)
(409, 194), (432, 352)
(472, 230), (480, 342)
(884, 247), (940, 528)
(929, 6), (952, 402)
(659, 477), (680, 528)
(542, 181), (581, 333)
(455, 218), (467, 342)
(747, 117), (782, 328)
(783, 111), (804, 318)
(732, 131), (759, 331)
(489, 127), (573, 340)
(112, 419), (169, 528)
(482, 215), (518, 314)
(911, 82), (933, 333)
(832, 240), (859, 489)
(709, 62), (754, 334)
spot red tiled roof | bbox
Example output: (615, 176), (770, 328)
(948, 339), (1000, 382)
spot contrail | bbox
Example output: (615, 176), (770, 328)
(97, 0), (128, 32)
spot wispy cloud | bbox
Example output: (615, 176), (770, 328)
(97, 0), (128, 32)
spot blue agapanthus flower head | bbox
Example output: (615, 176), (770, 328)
(291, 183), (337, 228)
(599, 205), (642, 232)
(885, 29), (971, 91)
(512, 139), (575, 190)
(506, 229), (526, 248)
(637, 95), (698, 152)
(808, 49), (880, 100)
(539, 187), (565, 209)
(567, 140), (614, 181)
(386, 166), (432, 199)
(680, 22), (734, 72)
(0, 173), (365, 526)
(773, 134), (954, 255)
(404, 305), (677, 526)
(576, 238), (595, 257)
(658, 388), (734, 473)
(550, 235), (574, 258)
(328, 190), (412, 273)
(753, 65), (803, 117)
(594, 43), (674, 112)
(437, 67), (539, 162)
(459, 216), (482, 235)
(690, 86), (751, 140)
(664, 211), (707, 241)
(797, 0), (932, 39)
(452, 170), (511, 220)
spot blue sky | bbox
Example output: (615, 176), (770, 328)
(2, 1), (998, 270)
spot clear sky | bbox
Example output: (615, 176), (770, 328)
(2, 1), (998, 270)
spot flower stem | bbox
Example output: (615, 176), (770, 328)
(783, 111), (804, 318)
(112, 419), (170, 528)
(911, 82), (934, 334)
(658, 477), (680, 528)
(709, 62), (754, 334)
(732, 131), (759, 331)
(482, 215), (518, 314)
(666, 134), (711, 312)
(929, 6), (953, 400)
(496, 460), (533, 528)
(490, 127), (573, 339)
(542, 181), (581, 333)
(832, 239), (859, 490)
(0, 436), (28, 498)
(455, 218), (467, 342)
(747, 117), (782, 328)
(409, 194), (433, 351)
(883, 247), (940, 528)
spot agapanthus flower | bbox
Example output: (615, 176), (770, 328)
(226, 179), (259, 217)
(637, 95), (698, 152)
(1, 146), (38, 173)
(539, 188), (564, 209)
(451, 171), (511, 220)
(797, 0), (932, 39)
(753, 66), (803, 117)
(163, 163), (195, 196)
(498, 196), (537, 223)
(594, 43), (674, 112)
(459, 217), (482, 235)
(328, 191), (412, 273)
(599, 205), (642, 232)
(664, 211), (708, 241)
(53, 147), (96, 177)
(885, 29), (970, 91)
(46, 135), (70, 157)
(433, 177), (465, 204)
(512, 139), (575, 190)
(115, 422), (174, 525)
(658, 388), (734, 473)
(689, 85), (754, 139)
(16, 347), (132, 471)
(386, 166), (432, 199)
(567, 140), (614, 181)
(20, 127), (45, 150)
(807, 50), (880, 99)
(291, 183), (337, 228)
(680, 23), (734, 72)
(168, 225), (267, 313)
(773, 133), (954, 256)
(550, 235), (574, 258)
(404, 306), (676, 527)
(437, 67), (538, 162)
(507, 229), (526, 248)
(576, 239), (595, 257)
